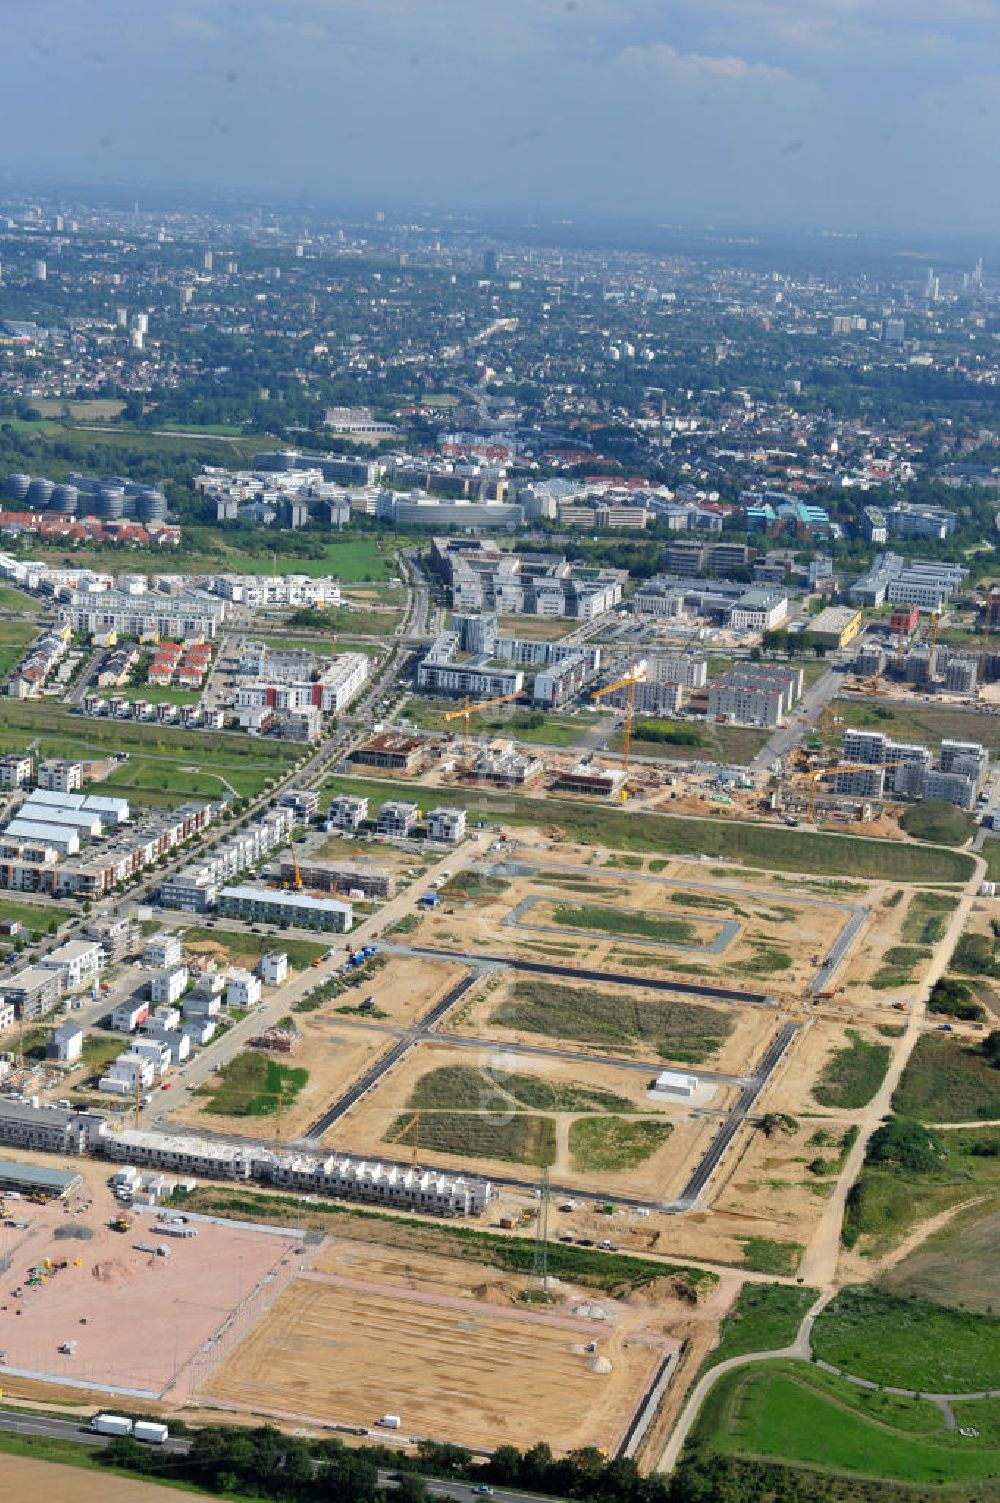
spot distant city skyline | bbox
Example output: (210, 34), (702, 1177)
(4, 0), (1000, 235)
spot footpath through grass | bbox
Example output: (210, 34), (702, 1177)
(812, 1286), (1000, 1392)
(700, 1282), (818, 1374)
(321, 772), (974, 883)
(691, 1358), (1000, 1486)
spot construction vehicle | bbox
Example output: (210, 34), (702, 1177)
(110, 1214), (133, 1233)
(591, 667), (648, 801)
(442, 689), (528, 768)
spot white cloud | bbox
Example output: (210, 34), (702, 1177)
(617, 41), (792, 82)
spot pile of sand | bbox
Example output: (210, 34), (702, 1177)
(54, 1224), (94, 1241)
(91, 1259), (134, 1287)
(472, 1280), (521, 1306)
(588, 1355), (613, 1375)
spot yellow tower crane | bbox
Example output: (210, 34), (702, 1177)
(285, 831), (303, 890)
(789, 760), (906, 822)
(591, 667), (648, 801)
(442, 690), (528, 769)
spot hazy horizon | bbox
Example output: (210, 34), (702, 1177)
(5, 0), (1000, 238)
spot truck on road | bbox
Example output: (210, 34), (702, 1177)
(134, 1420), (170, 1445)
(90, 1414), (132, 1437)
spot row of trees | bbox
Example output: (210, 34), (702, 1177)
(99, 1426), (825, 1503)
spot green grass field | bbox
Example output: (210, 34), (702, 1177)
(401, 697), (585, 747)
(844, 1125), (1000, 1259)
(0, 618), (40, 680)
(836, 697), (1000, 756)
(700, 1283), (818, 1373)
(548, 902), (703, 946)
(568, 1116), (671, 1172)
(880, 1202), (1000, 1315)
(901, 889), (960, 944)
(321, 773), (974, 883)
(0, 584), (42, 614)
(407, 1065), (638, 1115)
(0, 897), (74, 938)
(691, 1359), (1000, 1485)
(739, 1238), (803, 1276)
(182, 926), (327, 972)
(0, 701), (302, 804)
(812, 1286), (1000, 1392)
(491, 978), (733, 1064)
(198, 1052), (308, 1117)
(892, 1035), (1000, 1122)
(813, 1030), (892, 1109)
(620, 720), (772, 766)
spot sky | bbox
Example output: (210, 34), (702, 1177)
(6, 0), (1000, 234)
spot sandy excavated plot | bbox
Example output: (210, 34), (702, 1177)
(324, 952), (470, 1029)
(0, 1457), (185, 1503)
(0, 1194), (297, 1395)
(453, 971), (775, 1078)
(419, 865), (853, 995)
(172, 1018), (387, 1142)
(327, 1037), (730, 1199)
(201, 1268), (667, 1452)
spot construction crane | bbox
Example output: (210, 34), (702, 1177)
(394, 1110), (422, 1165)
(789, 760), (906, 822)
(928, 610), (941, 650)
(591, 667), (647, 790)
(442, 690), (527, 768)
(285, 832), (303, 891)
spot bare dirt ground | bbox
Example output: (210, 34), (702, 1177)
(419, 865), (852, 997)
(172, 1018), (387, 1142)
(0, 1185), (297, 1396)
(200, 1245), (674, 1452)
(330, 953), (470, 1029)
(0, 1456), (184, 1503)
(326, 1037), (729, 1199)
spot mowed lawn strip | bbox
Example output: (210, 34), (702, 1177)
(321, 773), (973, 882)
(691, 1359), (1000, 1484)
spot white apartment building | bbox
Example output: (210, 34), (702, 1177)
(227, 970), (262, 1009)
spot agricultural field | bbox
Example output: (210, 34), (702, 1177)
(200, 1237), (675, 1452)
(690, 1359), (1000, 1486)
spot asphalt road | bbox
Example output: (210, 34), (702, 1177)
(387, 944), (773, 1008)
(0, 1407), (552, 1503)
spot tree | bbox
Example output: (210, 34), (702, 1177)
(982, 1030), (1000, 1068)
(868, 1116), (941, 1172)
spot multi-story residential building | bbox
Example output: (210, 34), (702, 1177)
(37, 760), (83, 793)
(424, 807), (467, 844)
(0, 754), (32, 789)
(159, 807), (292, 913)
(217, 885), (352, 933)
(351, 734), (423, 772)
(416, 632), (523, 700)
(142, 933), (184, 970)
(728, 588), (789, 632)
(227, 969), (262, 1009)
(278, 860), (395, 899)
(38, 940), (102, 992)
(326, 795), (369, 832)
(376, 801), (419, 839)
(0, 965), (62, 1019)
